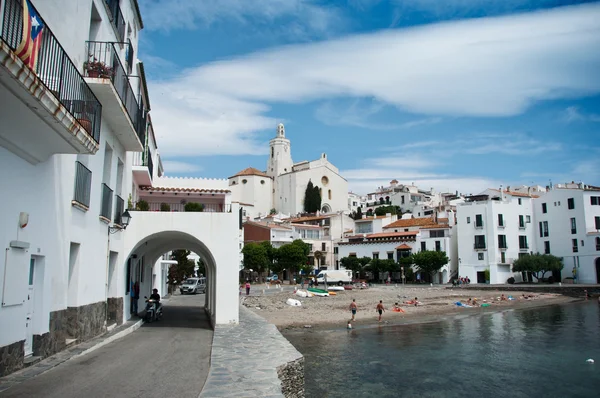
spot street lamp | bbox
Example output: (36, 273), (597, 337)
(109, 210), (132, 234)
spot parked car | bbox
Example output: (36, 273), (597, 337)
(180, 277), (206, 294)
(266, 274), (279, 282)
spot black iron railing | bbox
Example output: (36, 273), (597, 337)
(73, 161), (92, 207)
(147, 149), (154, 180)
(114, 195), (124, 225)
(100, 183), (114, 220)
(85, 41), (140, 133)
(133, 202), (232, 213)
(136, 107), (147, 150)
(1, 0), (102, 143)
(104, 0), (125, 42)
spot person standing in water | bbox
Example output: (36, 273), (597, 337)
(349, 299), (358, 321)
(376, 300), (385, 322)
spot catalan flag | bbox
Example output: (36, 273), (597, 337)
(15, 0), (45, 71)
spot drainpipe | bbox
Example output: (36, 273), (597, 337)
(104, 227), (111, 330)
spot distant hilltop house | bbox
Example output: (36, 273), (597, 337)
(228, 123), (349, 220)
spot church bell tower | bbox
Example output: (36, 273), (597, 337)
(267, 123), (293, 178)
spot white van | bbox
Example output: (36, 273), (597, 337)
(180, 277), (206, 295)
(316, 270), (352, 285)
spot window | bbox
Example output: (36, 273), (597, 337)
(568, 198), (575, 209)
(542, 203), (547, 213)
(572, 239), (578, 253)
(500, 251), (506, 263)
(467, 217), (471, 224)
(474, 235), (486, 249)
(349, 253), (356, 258)
(372, 252), (379, 259)
(308, 244), (313, 252)
(542, 221), (549, 237)
(538, 222), (543, 237)
(475, 214), (483, 227)
(387, 252), (394, 260)
(544, 241), (550, 254)
(595, 216), (600, 230)
(356, 222), (373, 234)
(271, 147), (274, 158)
(421, 242), (426, 251)
(429, 230), (444, 238)
(242, 179), (247, 184)
(498, 213), (504, 227)
(435, 241), (441, 252)
(519, 215), (525, 229)
(73, 161), (92, 208)
(498, 235), (507, 249)
(526, 215), (531, 223)
(260, 180), (265, 185)
(571, 218), (577, 234)
(334, 247), (338, 254)
(596, 237), (600, 251)
(321, 242), (326, 251)
(518, 198), (522, 205)
(518, 235), (528, 249)
(591, 196), (600, 205)
(478, 253), (484, 261)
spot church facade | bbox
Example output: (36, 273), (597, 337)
(229, 124), (348, 218)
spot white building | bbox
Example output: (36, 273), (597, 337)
(532, 183), (600, 283)
(348, 192), (366, 214)
(229, 124), (349, 217)
(0, 0), (240, 377)
(456, 190), (538, 284)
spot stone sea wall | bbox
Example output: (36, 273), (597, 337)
(458, 285), (600, 297)
(277, 357), (305, 398)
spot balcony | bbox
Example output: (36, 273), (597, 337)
(132, 151), (153, 186)
(132, 201), (231, 213)
(519, 245), (529, 252)
(100, 183), (114, 221)
(474, 223), (484, 229)
(474, 244), (487, 251)
(0, 0), (101, 164)
(84, 41), (144, 151)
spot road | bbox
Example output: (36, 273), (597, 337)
(2, 293), (212, 398)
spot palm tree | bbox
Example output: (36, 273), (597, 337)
(314, 250), (323, 267)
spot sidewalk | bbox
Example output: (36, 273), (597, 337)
(0, 317), (143, 393)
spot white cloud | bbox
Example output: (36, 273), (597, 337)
(139, 0), (345, 38)
(148, 3), (600, 157)
(161, 161), (203, 174)
(348, 176), (505, 196)
(564, 106), (600, 123)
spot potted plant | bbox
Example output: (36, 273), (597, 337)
(71, 100), (97, 132)
(160, 203), (171, 212)
(136, 200), (149, 211)
(184, 202), (204, 212)
(84, 56), (114, 78)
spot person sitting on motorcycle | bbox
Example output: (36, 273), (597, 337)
(149, 289), (162, 311)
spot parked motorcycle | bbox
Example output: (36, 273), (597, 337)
(144, 297), (163, 323)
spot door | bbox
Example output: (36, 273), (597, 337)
(596, 258), (600, 284)
(24, 258), (35, 356)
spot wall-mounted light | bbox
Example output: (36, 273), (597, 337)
(109, 210), (132, 234)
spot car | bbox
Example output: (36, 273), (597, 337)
(180, 277), (206, 295)
(266, 275), (279, 282)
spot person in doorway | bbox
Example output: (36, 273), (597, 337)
(245, 281), (251, 296)
(349, 299), (358, 321)
(131, 281), (140, 316)
(376, 300), (385, 322)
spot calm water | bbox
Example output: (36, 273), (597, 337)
(284, 302), (600, 398)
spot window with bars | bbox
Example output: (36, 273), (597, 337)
(475, 214), (483, 228)
(498, 213), (504, 227)
(498, 235), (507, 249)
(572, 239), (578, 253)
(571, 218), (577, 234)
(544, 241), (550, 254)
(474, 235), (486, 249)
(518, 235), (528, 250)
(519, 215), (525, 228)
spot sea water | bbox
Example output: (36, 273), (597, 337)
(284, 301), (600, 398)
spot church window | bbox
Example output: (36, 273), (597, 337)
(242, 179), (247, 184)
(260, 180), (265, 185)
(321, 176), (329, 185)
(328, 189), (332, 200)
(271, 147), (274, 158)
(231, 181), (236, 185)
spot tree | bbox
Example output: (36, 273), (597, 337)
(410, 250), (449, 282)
(351, 207), (363, 220)
(398, 256), (415, 282)
(269, 208), (277, 215)
(241, 242), (270, 280)
(512, 253), (563, 282)
(275, 240), (309, 281)
(313, 250), (323, 267)
(168, 250), (196, 285)
(303, 180), (322, 213)
(313, 185), (321, 212)
(184, 202), (204, 212)
(374, 205), (402, 216)
(196, 258), (206, 277)
(340, 256), (362, 276)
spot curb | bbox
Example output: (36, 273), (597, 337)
(70, 318), (144, 360)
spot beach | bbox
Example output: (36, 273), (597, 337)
(243, 285), (577, 330)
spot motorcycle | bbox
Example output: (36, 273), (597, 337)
(143, 296), (163, 323)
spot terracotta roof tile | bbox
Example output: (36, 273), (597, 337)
(140, 186), (230, 193)
(383, 217), (436, 229)
(229, 167), (270, 179)
(489, 188), (538, 198)
(355, 215), (390, 222)
(286, 215), (329, 222)
(367, 231), (418, 239)
(244, 221), (292, 230)
(395, 243), (412, 250)
(420, 224), (451, 229)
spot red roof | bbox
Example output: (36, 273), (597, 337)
(395, 243), (412, 250)
(140, 186), (230, 193)
(367, 231), (418, 239)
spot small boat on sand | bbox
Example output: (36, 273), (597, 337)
(308, 288), (329, 297)
(327, 286), (344, 291)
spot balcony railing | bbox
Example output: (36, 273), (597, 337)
(1, 0), (102, 143)
(114, 195), (124, 225)
(85, 41), (140, 132)
(132, 202), (231, 213)
(100, 183), (113, 220)
(104, 0), (125, 42)
(73, 161), (92, 207)
(474, 244), (486, 250)
(133, 150), (154, 180)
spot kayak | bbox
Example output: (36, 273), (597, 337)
(327, 286), (344, 291)
(308, 288), (329, 297)
(328, 292), (337, 296)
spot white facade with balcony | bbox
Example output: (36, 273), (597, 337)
(456, 191), (538, 284)
(532, 185), (600, 283)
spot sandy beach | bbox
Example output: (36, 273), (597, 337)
(243, 285), (577, 330)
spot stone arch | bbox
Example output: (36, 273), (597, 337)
(321, 203), (332, 213)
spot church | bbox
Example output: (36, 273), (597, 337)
(228, 124), (348, 219)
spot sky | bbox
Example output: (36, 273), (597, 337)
(137, 0), (600, 196)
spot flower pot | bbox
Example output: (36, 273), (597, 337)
(87, 70), (99, 78)
(77, 118), (92, 132)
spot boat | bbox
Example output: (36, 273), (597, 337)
(327, 286), (344, 291)
(308, 288), (329, 297)
(328, 291), (337, 296)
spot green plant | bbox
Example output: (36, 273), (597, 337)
(484, 268), (490, 282)
(127, 194), (133, 210)
(184, 202), (204, 212)
(160, 203), (171, 211)
(84, 56), (114, 78)
(136, 200), (149, 211)
(512, 253), (563, 282)
(269, 208), (277, 215)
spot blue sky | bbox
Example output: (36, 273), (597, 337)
(138, 0), (600, 195)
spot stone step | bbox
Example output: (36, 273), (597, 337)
(23, 356), (42, 367)
(65, 338), (78, 347)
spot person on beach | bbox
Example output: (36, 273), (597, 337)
(245, 281), (251, 295)
(501, 294), (507, 301)
(376, 300), (385, 322)
(347, 320), (352, 329)
(349, 299), (358, 321)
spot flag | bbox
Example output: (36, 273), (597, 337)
(15, 0), (45, 71)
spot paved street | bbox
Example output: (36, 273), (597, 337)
(1, 294), (212, 398)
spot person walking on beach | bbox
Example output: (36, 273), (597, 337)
(349, 299), (358, 321)
(376, 300), (385, 322)
(245, 281), (251, 295)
